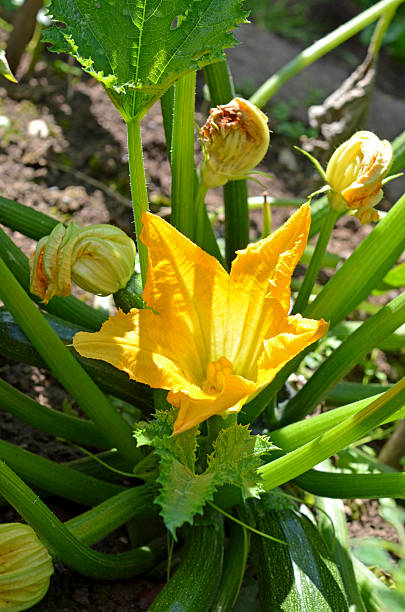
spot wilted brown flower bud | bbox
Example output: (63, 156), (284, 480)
(0, 522), (53, 611)
(199, 97), (269, 188)
(30, 222), (136, 303)
(326, 131), (393, 223)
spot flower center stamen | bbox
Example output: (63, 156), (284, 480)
(202, 356), (233, 395)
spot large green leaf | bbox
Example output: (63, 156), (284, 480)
(44, 0), (248, 120)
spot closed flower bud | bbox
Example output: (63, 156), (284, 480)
(199, 97), (269, 188)
(0, 523), (53, 611)
(326, 131), (393, 223)
(30, 222), (136, 303)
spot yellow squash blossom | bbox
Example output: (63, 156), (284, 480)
(30, 222), (136, 304)
(0, 523), (53, 611)
(326, 131), (393, 224)
(73, 206), (328, 435)
(199, 98), (270, 188)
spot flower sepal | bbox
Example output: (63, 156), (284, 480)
(134, 407), (273, 536)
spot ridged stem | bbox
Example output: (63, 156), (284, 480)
(0, 438), (125, 506)
(272, 392), (404, 452)
(258, 378), (405, 491)
(127, 117), (149, 286)
(327, 381), (391, 405)
(170, 71), (196, 239)
(0, 195), (58, 238)
(223, 179), (250, 267)
(66, 484), (158, 547)
(282, 292), (405, 425)
(296, 469), (405, 499)
(194, 181), (226, 264)
(160, 86), (175, 160)
(0, 256), (140, 465)
(292, 209), (339, 314)
(0, 461), (165, 579)
(0, 378), (109, 448)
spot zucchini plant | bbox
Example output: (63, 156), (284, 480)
(0, 0), (404, 610)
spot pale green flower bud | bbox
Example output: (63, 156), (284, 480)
(199, 98), (270, 188)
(326, 131), (393, 224)
(30, 222), (136, 303)
(0, 523), (53, 611)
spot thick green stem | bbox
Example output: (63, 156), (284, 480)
(262, 197), (271, 239)
(283, 292), (405, 426)
(0, 461), (165, 579)
(66, 484), (158, 547)
(0, 195), (58, 238)
(327, 381), (392, 406)
(194, 181), (226, 265)
(204, 60), (250, 264)
(295, 469), (405, 499)
(0, 256), (140, 465)
(0, 438), (125, 506)
(258, 378), (405, 491)
(0, 378), (109, 448)
(204, 60), (234, 104)
(224, 180), (250, 267)
(250, 0), (405, 108)
(160, 86), (175, 160)
(170, 71), (196, 239)
(127, 117), (149, 286)
(272, 392), (405, 453)
(306, 187), (405, 326)
(292, 209), (339, 315)
(370, 5), (398, 56)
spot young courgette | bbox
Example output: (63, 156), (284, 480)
(211, 521), (250, 611)
(150, 509), (224, 612)
(113, 271), (145, 313)
(249, 493), (349, 612)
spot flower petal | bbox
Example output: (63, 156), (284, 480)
(169, 374), (257, 435)
(140, 212), (229, 367)
(226, 204), (311, 372)
(73, 308), (202, 391)
(256, 313), (329, 388)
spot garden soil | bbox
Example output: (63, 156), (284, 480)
(0, 19), (403, 611)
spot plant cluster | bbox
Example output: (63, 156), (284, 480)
(0, 0), (404, 610)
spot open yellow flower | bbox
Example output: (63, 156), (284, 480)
(73, 206), (328, 435)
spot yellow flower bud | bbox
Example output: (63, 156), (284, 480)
(0, 523), (53, 611)
(30, 222), (136, 303)
(326, 131), (393, 223)
(199, 97), (270, 188)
